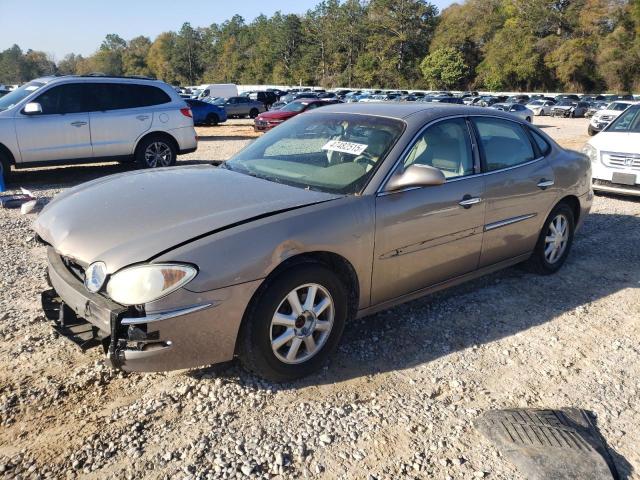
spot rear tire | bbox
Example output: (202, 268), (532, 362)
(238, 263), (348, 382)
(524, 203), (575, 275)
(206, 113), (219, 126)
(135, 135), (176, 169)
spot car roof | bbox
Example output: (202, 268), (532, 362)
(308, 102), (522, 124)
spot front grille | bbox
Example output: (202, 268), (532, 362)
(600, 115), (614, 122)
(60, 255), (86, 283)
(603, 152), (640, 171)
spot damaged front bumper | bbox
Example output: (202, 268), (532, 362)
(41, 247), (261, 372)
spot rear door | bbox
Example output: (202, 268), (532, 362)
(471, 116), (557, 267)
(14, 83), (93, 163)
(89, 83), (165, 158)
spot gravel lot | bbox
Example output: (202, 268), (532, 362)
(1, 115), (638, 479)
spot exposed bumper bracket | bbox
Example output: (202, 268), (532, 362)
(41, 289), (106, 351)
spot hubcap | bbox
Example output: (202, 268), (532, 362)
(544, 214), (569, 264)
(144, 142), (172, 168)
(270, 283), (334, 365)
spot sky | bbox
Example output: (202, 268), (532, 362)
(0, 0), (455, 61)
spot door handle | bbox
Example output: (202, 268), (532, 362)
(136, 115), (149, 121)
(459, 196), (482, 208)
(537, 179), (555, 189)
(70, 121), (87, 127)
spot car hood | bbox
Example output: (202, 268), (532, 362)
(588, 132), (640, 155)
(33, 165), (341, 273)
(258, 110), (297, 121)
(553, 105), (574, 110)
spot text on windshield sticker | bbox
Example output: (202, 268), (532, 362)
(322, 140), (368, 156)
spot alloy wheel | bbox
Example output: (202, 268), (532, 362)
(144, 141), (172, 168)
(270, 283), (335, 364)
(544, 214), (569, 264)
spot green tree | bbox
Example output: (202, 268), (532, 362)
(123, 36), (152, 76)
(147, 32), (178, 83)
(420, 47), (468, 89)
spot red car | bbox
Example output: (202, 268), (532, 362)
(254, 99), (340, 131)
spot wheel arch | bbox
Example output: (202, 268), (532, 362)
(234, 251), (360, 355)
(0, 142), (16, 166)
(133, 131), (179, 158)
(556, 195), (581, 225)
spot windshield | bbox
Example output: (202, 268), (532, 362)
(609, 102), (631, 111)
(280, 102), (307, 113)
(606, 106), (640, 132)
(225, 113), (404, 194)
(0, 81), (45, 111)
(528, 100), (543, 106)
(211, 97), (227, 105)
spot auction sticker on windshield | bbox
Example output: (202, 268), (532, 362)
(322, 140), (368, 156)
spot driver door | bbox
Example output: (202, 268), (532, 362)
(14, 83), (93, 163)
(371, 118), (486, 305)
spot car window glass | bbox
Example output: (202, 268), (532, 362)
(228, 113), (404, 194)
(607, 106), (640, 132)
(93, 83), (171, 110)
(473, 117), (535, 171)
(403, 118), (474, 179)
(529, 128), (551, 155)
(35, 84), (93, 114)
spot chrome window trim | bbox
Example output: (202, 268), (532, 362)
(376, 113), (545, 196)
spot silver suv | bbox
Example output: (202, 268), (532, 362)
(0, 75), (198, 182)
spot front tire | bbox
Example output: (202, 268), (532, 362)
(238, 263), (348, 382)
(0, 152), (11, 188)
(249, 108), (259, 119)
(525, 203), (575, 275)
(526, 116), (532, 123)
(588, 125), (597, 136)
(136, 136), (176, 169)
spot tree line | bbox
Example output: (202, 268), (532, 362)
(1, 0), (639, 93)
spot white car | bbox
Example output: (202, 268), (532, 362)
(526, 100), (555, 116)
(583, 103), (640, 196)
(588, 101), (636, 136)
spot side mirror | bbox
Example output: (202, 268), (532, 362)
(385, 164), (446, 192)
(23, 102), (42, 115)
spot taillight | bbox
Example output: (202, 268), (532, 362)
(180, 107), (192, 118)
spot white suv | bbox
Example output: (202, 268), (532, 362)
(0, 75), (198, 183)
(583, 103), (640, 196)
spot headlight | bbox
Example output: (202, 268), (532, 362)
(582, 144), (598, 163)
(85, 262), (107, 293)
(106, 264), (197, 305)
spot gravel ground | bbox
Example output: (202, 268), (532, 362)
(1, 115), (638, 479)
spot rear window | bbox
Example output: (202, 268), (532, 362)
(93, 83), (171, 110)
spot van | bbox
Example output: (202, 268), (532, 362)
(197, 84), (238, 101)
